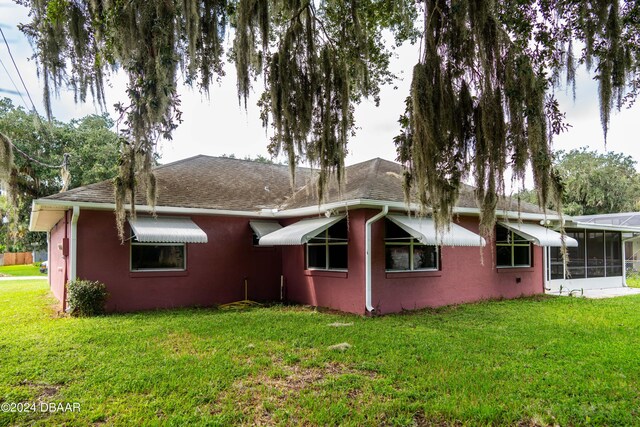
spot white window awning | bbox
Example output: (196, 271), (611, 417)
(259, 216), (345, 246)
(498, 222), (578, 247)
(387, 214), (486, 247)
(129, 217), (208, 243)
(249, 220), (282, 239)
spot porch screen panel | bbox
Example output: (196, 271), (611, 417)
(605, 231), (622, 277)
(566, 230), (586, 279)
(586, 231), (605, 278)
(549, 246), (564, 280)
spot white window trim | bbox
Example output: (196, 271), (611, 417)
(496, 228), (532, 268)
(385, 238), (440, 272)
(130, 241), (187, 272)
(306, 229), (348, 271)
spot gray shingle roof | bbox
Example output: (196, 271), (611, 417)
(42, 155), (546, 214)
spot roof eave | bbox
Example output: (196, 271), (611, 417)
(31, 197), (558, 228)
(564, 220), (640, 233)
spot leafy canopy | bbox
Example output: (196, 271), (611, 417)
(0, 98), (120, 250)
(10, 0), (640, 237)
(521, 148), (640, 216)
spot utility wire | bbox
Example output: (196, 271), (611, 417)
(0, 56), (29, 109)
(0, 26), (38, 114)
(0, 25), (70, 174)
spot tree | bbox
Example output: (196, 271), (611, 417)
(518, 148), (640, 216)
(0, 98), (120, 250)
(559, 148), (640, 216)
(9, 0), (640, 238)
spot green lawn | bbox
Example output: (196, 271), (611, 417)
(626, 272), (640, 288)
(0, 264), (46, 277)
(1, 280), (639, 426)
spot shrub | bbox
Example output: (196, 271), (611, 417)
(67, 279), (108, 316)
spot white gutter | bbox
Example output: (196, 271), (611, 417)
(31, 198), (562, 222)
(70, 206), (79, 282)
(365, 206), (388, 313)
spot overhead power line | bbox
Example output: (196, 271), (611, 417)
(0, 26), (38, 114)
(0, 56), (29, 109)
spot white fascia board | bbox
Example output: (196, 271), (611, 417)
(566, 221), (640, 233)
(31, 199), (277, 218)
(31, 197), (559, 222)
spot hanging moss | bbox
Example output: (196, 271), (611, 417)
(10, 0), (639, 239)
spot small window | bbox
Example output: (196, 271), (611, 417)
(385, 219), (439, 271)
(131, 240), (186, 271)
(495, 225), (531, 268)
(306, 219), (348, 270)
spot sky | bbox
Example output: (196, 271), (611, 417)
(1, 1), (638, 189)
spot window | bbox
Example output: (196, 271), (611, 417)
(385, 219), (438, 271)
(131, 240), (186, 271)
(306, 219), (348, 270)
(496, 225), (531, 268)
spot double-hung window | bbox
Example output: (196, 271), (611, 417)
(306, 219), (348, 270)
(131, 239), (186, 271)
(385, 219), (439, 271)
(496, 225), (531, 268)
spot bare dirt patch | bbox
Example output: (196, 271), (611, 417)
(212, 360), (376, 425)
(18, 380), (62, 401)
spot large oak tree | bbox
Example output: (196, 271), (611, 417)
(7, 0), (640, 238)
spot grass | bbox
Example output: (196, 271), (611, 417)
(1, 280), (639, 426)
(0, 264), (46, 277)
(626, 272), (640, 288)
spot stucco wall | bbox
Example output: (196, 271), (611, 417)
(281, 210), (367, 314)
(370, 211), (544, 314)
(74, 210), (283, 312)
(49, 211), (70, 304)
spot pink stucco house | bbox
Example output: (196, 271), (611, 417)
(31, 155), (612, 315)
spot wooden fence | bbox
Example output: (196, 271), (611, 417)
(1, 252), (34, 266)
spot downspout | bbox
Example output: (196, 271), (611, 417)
(365, 206), (388, 313)
(542, 246), (548, 292)
(46, 231), (51, 287)
(70, 206), (80, 283)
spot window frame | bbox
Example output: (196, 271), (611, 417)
(384, 220), (440, 272)
(495, 226), (532, 268)
(130, 240), (187, 272)
(305, 225), (348, 271)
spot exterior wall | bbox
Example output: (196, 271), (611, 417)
(74, 210), (283, 312)
(49, 211), (71, 304)
(370, 211), (544, 314)
(281, 210), (367, 315)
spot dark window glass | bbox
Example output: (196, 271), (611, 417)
(327, 220), (348, 239)
(131, 244), (185, 270)
(495, 225), (510, 243)
(605, 231), (622, 277)
(385, 220), (410, 241)
(513, 246), (530, 266)
(386, 245), (410, 270)
(496, 245), (512, 267)
(328, 245), (348, 269)
(495, 225), (531, 268)
(587, 231), (605, 278)
(384, 219), (438, 271)
(414, 245), (438, 270)
(306, 219), (348, 270)
(307, 245), (326, 269)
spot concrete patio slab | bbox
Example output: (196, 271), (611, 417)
(547, 287), (640, 299)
